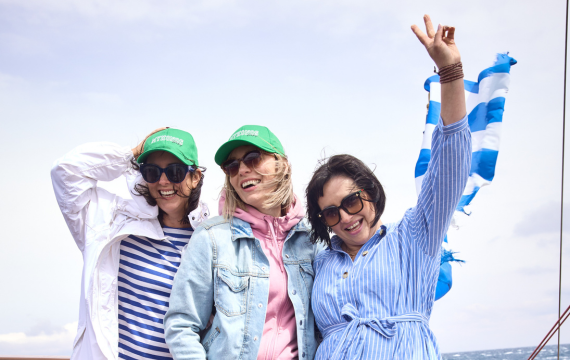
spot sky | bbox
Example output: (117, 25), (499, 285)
(0, 0), (569, 356)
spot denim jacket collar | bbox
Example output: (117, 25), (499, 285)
(230, 217), (309, 242)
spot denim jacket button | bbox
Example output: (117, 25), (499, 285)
(302, 352), (306, 358)
(258, 303), (263, 308)
(262, 266), (266, 271)
(300, 320), (303, 326)
(292, 290), (297, 295)
(254, 336), (258, 341)
(285, 254), (289, 258)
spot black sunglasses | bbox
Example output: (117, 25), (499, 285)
(140, 163), (195, 184)
(318, 190), (370, 227)
(221, 150), (264, 177)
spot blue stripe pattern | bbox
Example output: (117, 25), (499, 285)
(417, 53), (517, 213)
(417, 54), (516, 302)
(118, 227), (193, 360)
(312, 116), (471, 360)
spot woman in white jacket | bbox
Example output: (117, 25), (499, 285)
(51, 127), (209, 360)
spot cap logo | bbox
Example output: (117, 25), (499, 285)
(229, 130), (259, 141)
(151, 135), (184, 146)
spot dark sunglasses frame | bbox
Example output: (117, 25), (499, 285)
(140, 163), (196, 184)
(317, 190), (372, 227)
(221, 150), (264, 176)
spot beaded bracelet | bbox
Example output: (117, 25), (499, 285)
(436, 62), (464, 84)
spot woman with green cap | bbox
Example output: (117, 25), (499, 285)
(51, 127), (209, 360)
(165, 126), (322, 360)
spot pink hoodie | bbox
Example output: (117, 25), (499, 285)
(218, 194), (305, 360)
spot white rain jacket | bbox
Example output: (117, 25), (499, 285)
(51, 142), (209, 360)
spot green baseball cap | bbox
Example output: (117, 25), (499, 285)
(214, 125), (286, 165)
(137, 128), (199, 166)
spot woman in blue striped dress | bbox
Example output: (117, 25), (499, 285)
(304, 15), (471, 359)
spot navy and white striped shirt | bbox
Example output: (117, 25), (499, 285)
(312, 116), (471, 360)
(117, 227), (193, 360)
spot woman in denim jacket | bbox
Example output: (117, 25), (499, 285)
(165, 125), (322, 360)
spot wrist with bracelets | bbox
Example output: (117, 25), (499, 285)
(436, 62), (464, 83)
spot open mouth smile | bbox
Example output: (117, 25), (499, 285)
(345, 219), (362, 232)
(241, 179), (261, 189)
(158, 190), (176, 198)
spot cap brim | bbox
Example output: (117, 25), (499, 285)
(137, 149), (195, 166)
(215, 139), (258, 165)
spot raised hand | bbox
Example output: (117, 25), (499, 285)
(132, 127), (168, 159)
(411, 14), (461, 70)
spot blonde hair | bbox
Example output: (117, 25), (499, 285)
(222, 151), (294, 219)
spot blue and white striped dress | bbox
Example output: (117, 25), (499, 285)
(118, 227), (193, 360)
(312, 116), (471, 360)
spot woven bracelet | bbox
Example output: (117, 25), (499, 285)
(437, 62), (464, 84)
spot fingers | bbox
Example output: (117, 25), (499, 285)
(424, 14), (435, 39)
(434, 23), (443, 46)
(135, 127), (168, 156)
(444, 26), (456, 42)
(149, 127), (168, 137)
(411, 24), (430, 47)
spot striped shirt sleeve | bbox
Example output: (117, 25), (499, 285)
(413, 115), (471, 257)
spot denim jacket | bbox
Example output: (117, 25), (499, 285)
(165, 215), (322, 360)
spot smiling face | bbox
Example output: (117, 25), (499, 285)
(145, 151), (201, 221)
(318, 175), (381, 251)
(227, 145), (280, 216)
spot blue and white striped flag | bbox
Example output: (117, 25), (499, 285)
(416, 54), (517, 300)
(416, 53), (517, 219)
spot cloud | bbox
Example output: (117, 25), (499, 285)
(0, 0), (521, 37)
(513, 201), (569, 237)
(82, 92), (123, 106)
(0, 0), (246, 27)
(516, 265), (558, 277)
(0, 322), (76, 357)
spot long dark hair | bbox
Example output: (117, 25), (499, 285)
(305, 154), (386, 248)
(130, 158), (204, 227)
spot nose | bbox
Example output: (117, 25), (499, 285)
(338, 208), (353, 224)
(238, 160), (252, 176)
(158, 172), (170, 185)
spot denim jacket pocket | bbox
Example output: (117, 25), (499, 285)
(214, 267), (250, 316)
(299, 262), (315, 298)
(202, 326), (221, 352)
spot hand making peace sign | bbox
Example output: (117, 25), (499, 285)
(411, 14), (461, 70)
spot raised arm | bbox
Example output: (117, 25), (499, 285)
(412, 14), (467, 125)
(51, 142), (135, 250)
(408, 15), (471, 257)
(50, 127), (166, 251)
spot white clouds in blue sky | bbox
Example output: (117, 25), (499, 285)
(0, 0), (569, 356)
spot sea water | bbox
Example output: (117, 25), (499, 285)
(442, 344), (569, 360)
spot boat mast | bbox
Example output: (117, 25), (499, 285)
(558, 0), (569, 357)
